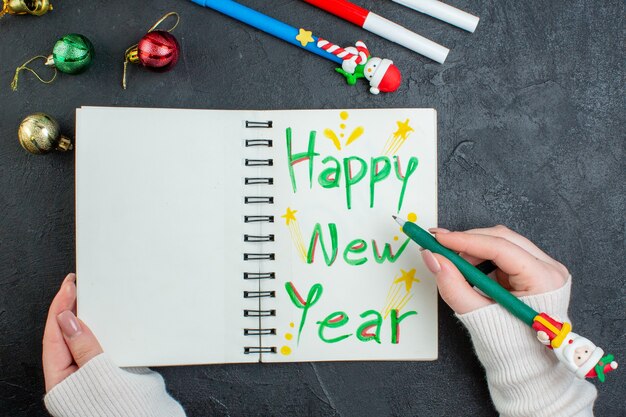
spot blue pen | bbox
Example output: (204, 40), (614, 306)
(189, 0), (402, 94)
(190, 0), (341, 63)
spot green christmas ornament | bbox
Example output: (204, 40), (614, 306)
(11, 33), (94, 91)
(49, 34), (95, 74)
(17, 113), (72, 155)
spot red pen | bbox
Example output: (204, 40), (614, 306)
(302, 0), (449, 63)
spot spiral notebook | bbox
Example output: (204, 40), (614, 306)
(75, 106), (438, 367)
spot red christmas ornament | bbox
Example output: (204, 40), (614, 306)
(136, 31), (180, 71)
(123, 12), (181, 89)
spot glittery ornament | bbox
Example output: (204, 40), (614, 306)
(123, 12), (180, 89)
(18, 113), (72, 154)
(11, 33), (94, 91)
(1, 0), (52, 18)
(50, 33), (95, 74)
(136, 31), (180, 70)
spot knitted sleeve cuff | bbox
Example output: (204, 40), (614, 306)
(457, 277), (572, 373)
(44, 353), (186, 417)
(456, 278), (597, 417)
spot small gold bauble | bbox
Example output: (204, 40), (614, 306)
(18, 113), (73, 155)
(5, 0), (53, 16)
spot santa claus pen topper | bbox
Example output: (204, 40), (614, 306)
(189, 0), (401, 94)
(394, 216), (618, 382)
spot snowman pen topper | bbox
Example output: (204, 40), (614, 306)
(189, 0), (401, 94)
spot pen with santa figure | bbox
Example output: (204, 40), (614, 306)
(189, 0), (401, 94)
(394, 216), (618, 382)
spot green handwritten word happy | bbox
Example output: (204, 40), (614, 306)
(286, 128), (419, 212)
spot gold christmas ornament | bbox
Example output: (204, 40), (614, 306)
(1, 0), (53, 17)
(18, 113), (72, 154)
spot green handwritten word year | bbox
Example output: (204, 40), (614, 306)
(285, 282), (417, 345)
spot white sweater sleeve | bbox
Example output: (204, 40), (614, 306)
(44, 353), (186, 417)
(456, 278), (597, 417)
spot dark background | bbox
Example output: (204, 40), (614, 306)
(1, 0), (624, 416)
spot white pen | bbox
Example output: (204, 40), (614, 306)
(392, 0), (480, 33)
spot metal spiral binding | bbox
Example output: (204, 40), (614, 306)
(245, 159), (273, 166)
(245, 177), (274, 185)
(244, 196), (274, 204)
(243, 272), (275, 280)
(244, 291), (276, 298)
(244, 309), (276, 317)
(244, 328), (276, 336)
(244, 234), (275, 242)
(244, 253), (275, 261)
(243, 120), (276, 358)
(246, 120), (273, 128)
(244, 346), (276, 354)
(245, 139), (273, 147)
(244, 215), (274, 223)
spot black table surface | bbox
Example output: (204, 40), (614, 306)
(1, 1), (624, 416)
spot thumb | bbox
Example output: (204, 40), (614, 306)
(56, 310), (103, 367)
(421, 250), (493, 314)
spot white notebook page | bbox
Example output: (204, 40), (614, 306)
(76, 107), (259, 366)
(258, 109), (438, 362)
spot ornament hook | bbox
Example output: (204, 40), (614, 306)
(11, 55), (57, 91)
(122, 45), (137, 90)
(148, 11), (180, 33)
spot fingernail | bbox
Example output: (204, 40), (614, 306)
(57, 310), (82, 338)
(64, 273), (76, 283)
(421, 250), (441, 274)
(429, 227), (450, 234)
(63, 277), (76, 296)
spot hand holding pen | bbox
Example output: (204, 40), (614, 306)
(396, 221), (618, 381)
(421, 225), (569, 314)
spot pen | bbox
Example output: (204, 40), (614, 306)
(190, 0), (341, 63)
(391, 0), (480, 33)
(302, 0), (449, 63)
(189, 0), (402, 94)
(393, 215), (618, 381)
(394, 215), (538, 324)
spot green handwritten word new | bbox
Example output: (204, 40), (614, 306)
(307, 222), (410, 266)
(286, 128), (419, 212)
(286, 282), (417, 345)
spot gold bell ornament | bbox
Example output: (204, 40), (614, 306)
(1, 0), (52, 17)
(18, 113), (72, 154)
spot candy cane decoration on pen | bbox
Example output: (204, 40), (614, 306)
(353, 41), (370, 63)
(317, 38), (368, 64)
(318, 38), (401, 95)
